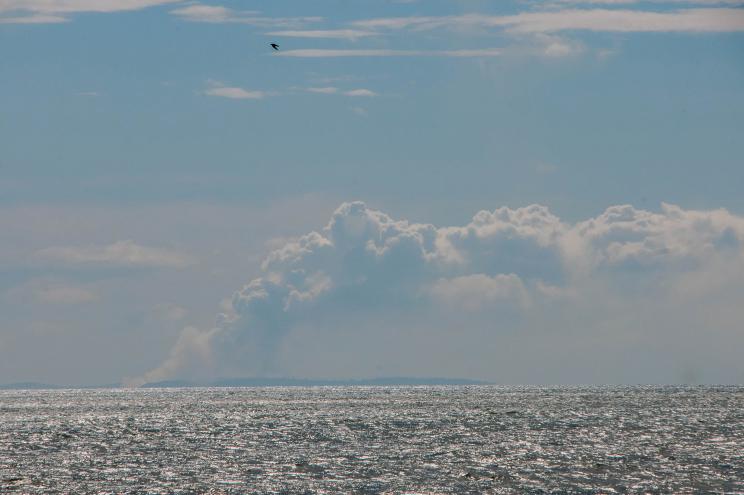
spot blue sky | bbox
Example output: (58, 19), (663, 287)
(1, 0), (744, 385)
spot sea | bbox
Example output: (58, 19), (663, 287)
(1, 386), (742, 494)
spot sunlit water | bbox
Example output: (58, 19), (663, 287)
(1, 386), (742, 494)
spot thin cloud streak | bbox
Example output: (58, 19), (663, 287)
(204, 86), (266, 100)
(171, 4), (321, 28)
(344, 89), (377, 97)
(351, 8), (744, 33)
(35, 240), (195, 268)
(35, 285), (98, 304)
(0, 0), (179, 13)
(0, 13), (67, 23)
(0, 0), (178, 22)
(266, 29), (378, 40)
(306, 87), (339, 94)
(276, 48), (502, 57)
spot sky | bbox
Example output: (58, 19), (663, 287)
(1, 0), (743, 386)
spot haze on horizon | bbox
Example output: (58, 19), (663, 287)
(1, 0), (743, 386)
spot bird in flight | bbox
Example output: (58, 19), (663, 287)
(270, 43), (279, 51)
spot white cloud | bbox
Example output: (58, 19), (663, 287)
(536, 34), (586, 56)
(305, 87), (377, 97)
(306, 86), (339, 94)
(351, 8), (744, 34)
(0, 0), (178, 23)
(504, 8), (744, 33)
(204, 86), (266, 100)
(344, 89), (377, 97)
(276, 48), (502, 57)
(169, 4), (234, 22)
(0, 13), (66, 23)
(0, 0), (179, 13)
(266, 29), (378, 40)
(571, 203), (744, 270)
(170, 3), (321, 28)
(36, 240), (195, 268)
(546, 0), (744, 5)
(204, 80), (267, 100)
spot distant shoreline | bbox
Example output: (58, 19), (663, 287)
(0, 377), (491, 390)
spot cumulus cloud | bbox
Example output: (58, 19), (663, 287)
(36, 240), (195, 268)
(137, 201), (744, 385)
(428, 274), (530, 310)
(571, 203), (744, 271)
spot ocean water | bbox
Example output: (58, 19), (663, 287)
(1, 386), (742, 494)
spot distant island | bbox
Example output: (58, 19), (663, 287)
(141, 377), (492, 388)
(1, 377), (490, 390)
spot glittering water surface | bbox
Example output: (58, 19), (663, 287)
(1, 386), (743, 494)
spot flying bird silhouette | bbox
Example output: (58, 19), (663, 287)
(270, 43), (279, 51)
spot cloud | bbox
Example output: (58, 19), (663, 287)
(203, 80), (267, 100)
(36, 240), (195, 268)
(153, 303), (188, 321)
(0, 13), (67, 23)
(535, 34), (586, 57)
(428, 274), (529, 310)
(138, 201), (744, 384)
(35, 284), (98, 304)
(344, 89), (378, 97)
(170, 3), (321, 28)
(276, 48), (502, 57)
(266, 29), (378, 40)
(349, 106), (368, 117)
(0, 0), (178, 23)
(504, 8), (744, 33)
(204, 86), (266, 100)
(0, 0), (179, 13)
(3, 279), (99, 305)
(351, 8), (744, 34)
(306, 86), (339, 94)
(534, 162), (559, 174)
(305, 87), (377, 97)
(169, 4), (236, 22)
(132, 326), (215, 386)
(545, 0), (744, 5)
(571, 203), (744, 271)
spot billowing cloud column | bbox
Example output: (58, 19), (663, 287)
(136, 201), (744, 385)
